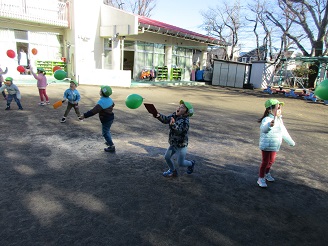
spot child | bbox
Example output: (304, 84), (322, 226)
(257, 99), (295, 188)
(155, 100), (195, 177)
(80, 85), (116, 152)
(30, 66), (49, 106)
(0, 77), (23, 110)
(0, 66), (8, 99)
(60, 80), (83, 123)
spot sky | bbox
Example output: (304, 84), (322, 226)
(150, 0), (256, 52)
(151, 0), (213, 35)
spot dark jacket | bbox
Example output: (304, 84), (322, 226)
(157, 112), (189, 147)
(84, 97), (114, 123)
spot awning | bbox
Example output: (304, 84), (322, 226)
(138, 15), (226, 46)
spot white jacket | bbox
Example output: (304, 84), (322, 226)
(259, 114), (295, 151)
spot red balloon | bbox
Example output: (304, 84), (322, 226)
(17, 65), (25, 73)
(31, 48), (38, 55)
(53, 66), (62, 73)
(7, 49), (16, 58)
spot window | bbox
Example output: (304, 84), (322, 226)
(14, 30), (28, 40)
(104, 39), (112, 69)
(172, 46), (192, 68)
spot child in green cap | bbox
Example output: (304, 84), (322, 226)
(0, 77), (23, 110)
(30, 66), (49, 106)
(80, 85), (116, 152)
(257, 99), (295, 188)
(60, 80), (83, 123)
(154, 100), (195, 177)
(0, 66), (8, 99)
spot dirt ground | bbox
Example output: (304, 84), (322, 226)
(0, 83), (327, 246)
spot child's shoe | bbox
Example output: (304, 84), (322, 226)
(163, 169), (178, 177)
(5, 106), (10, 110)
(60, 117), (66, 123)
(78, 116), (84, 121)
(257, 177), (267, 188)
(265, 173), (275, 182)
(38, 102), (45, 106)
(104, 145), (115, 152)
(187, 160), (195, 174)
(18, 107), (23, 110)
(46, 101), (50, 105)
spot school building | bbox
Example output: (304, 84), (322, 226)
(0, 0), (225, 87)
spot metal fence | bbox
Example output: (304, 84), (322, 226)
(0, 0), (69, 27)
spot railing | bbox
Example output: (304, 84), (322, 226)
(0, 0), (69, 27)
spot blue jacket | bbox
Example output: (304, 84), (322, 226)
(259, 114), (295, 151)
(63, 88), (80, 104)
(0, 83), (21, 99)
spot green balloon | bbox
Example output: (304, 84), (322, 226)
(54, 70), (67, 80)
(314, 79), (328, 100)
(125, 94), (143, 109)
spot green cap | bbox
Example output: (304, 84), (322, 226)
(37, 67), (45, 72)
(5, 77), (13, 81)
(101, 85), (112, 97)
(264, 99), (284, 109)
(70, 80), (78, 86)
(180, 99), (194, 116)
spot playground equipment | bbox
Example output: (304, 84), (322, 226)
(304, 92), (317, 102)
(263, 86), (274, 94)
(285, 88), (299, 98)
(263, 86), (286, 94)
(263, 56), (328, 105)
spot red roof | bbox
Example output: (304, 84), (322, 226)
(138, 15), (224, 46)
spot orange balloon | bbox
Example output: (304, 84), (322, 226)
(53, 66), (62, 73)
(31, 48), (38, 55)
(17, 65), (25, 73)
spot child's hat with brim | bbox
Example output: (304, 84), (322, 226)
(180, 99), (194, 116)
(101, 85), (112, 97)
(5, 77), (13, 81)
(265, 99), (284, 109)
(70, 80), (78, 86)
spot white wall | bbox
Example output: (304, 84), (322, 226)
(78, 69), (131, 87)
(70, 0), (131, 86)
(249, 61), (275, 89)
(100, 5), (138, 37)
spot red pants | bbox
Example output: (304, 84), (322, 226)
(39, 89), (49, 102)
(259, 151), (277, 178)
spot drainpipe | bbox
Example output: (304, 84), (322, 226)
(121, 36), (125, 70)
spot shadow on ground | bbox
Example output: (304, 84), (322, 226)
(0, 84), (327, 245)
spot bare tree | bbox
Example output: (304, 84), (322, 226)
(201, 1), (241, 61)
(265, 0), (328, 57)
(103, 0), (125, 9)
(129, 0), (156, 17)
(246, 0), (274, 60)
(246, 0), (299, 61)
